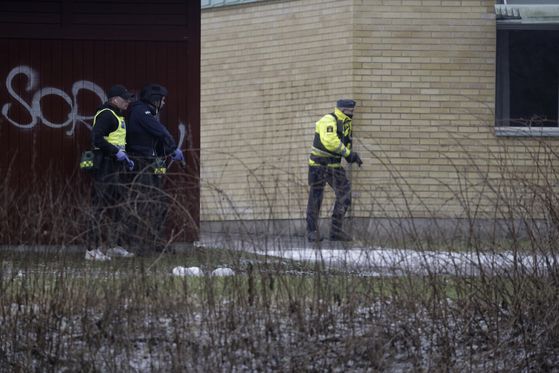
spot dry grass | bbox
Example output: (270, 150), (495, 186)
(1, 141), (559, 371)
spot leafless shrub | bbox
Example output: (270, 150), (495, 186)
(1, 137), (559, 371)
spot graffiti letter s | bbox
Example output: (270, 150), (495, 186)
(1, 66), (39, 129)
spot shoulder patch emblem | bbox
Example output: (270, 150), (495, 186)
(327, 126), (334, 133)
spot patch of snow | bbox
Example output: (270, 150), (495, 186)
(85, 249), (111, 261)
(172, 266), (203, 276)
(106, 246), (135, 257)
(262, 247), (552, 275)
(212, 267), (235, 276)
(193, 241), (206, 249)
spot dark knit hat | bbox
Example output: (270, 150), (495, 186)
(107, 84), (134, 99)
(336, 99), (356, 109)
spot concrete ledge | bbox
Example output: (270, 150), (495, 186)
(200, 217), (549, 244)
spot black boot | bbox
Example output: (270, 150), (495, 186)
(307, 231), (323, 242)
(330, 217), (352, 241)
(330, 231), (353, 241)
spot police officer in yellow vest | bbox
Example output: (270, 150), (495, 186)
(87, 84), (134, 261)
(306, 99), (363, 242)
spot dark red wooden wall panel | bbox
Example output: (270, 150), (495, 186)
(0, 1), (200, 243)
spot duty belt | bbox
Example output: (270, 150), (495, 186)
(93, 145), (125, 150)
(310, 154), (341, 165)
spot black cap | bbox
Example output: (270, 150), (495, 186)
(107, 84), (134, 100)
(336, 99), (356, 109)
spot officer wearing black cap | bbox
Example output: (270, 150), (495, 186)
(92, 84), (134, 166)
(306, 99), (362, 242)
(87, 84), (135, 260)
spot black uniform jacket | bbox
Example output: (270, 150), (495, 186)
(126, 100), (177, 158)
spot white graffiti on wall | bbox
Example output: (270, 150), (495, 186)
(2, 65), (187, 150)
(2, 65), (106, 136)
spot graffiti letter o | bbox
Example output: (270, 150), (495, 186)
(32, 87), (73, 129)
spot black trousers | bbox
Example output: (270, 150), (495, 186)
(306, 165), (351, 235)
(89, 156), (128, 249)
(127, 157), (169, 254)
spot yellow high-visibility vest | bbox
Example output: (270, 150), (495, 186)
(93, 108), (126, 147)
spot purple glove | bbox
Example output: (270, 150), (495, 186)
(126, 159), (135, 171)
(171, 149), (184, 161)
(115, 149), (134, 170)
(115, 149), (128, 162)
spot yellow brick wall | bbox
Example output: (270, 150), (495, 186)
(201, 0), (355, 221)
(201, 0), (559, 223)
(351, 0), (499, 219)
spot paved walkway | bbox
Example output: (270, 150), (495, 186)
(196, 232), (548, 276)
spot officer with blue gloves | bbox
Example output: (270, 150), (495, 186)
(126, 83), (184, 253)
(87, 84), (135, 261)
(126, 84), (184, 163)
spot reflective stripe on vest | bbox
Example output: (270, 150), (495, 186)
(93, 108), (126, 147)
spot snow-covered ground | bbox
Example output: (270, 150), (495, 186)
(196, 234), (553, 276)
(261, 247), (549, 275)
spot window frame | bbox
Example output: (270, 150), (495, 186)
(495, 8), (559, 137)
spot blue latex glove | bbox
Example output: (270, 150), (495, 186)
(126, 159), (135, 171)
(115, 149), (128, 162)
(171, 149), (184, 161)
(115, 149), (134, 170)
